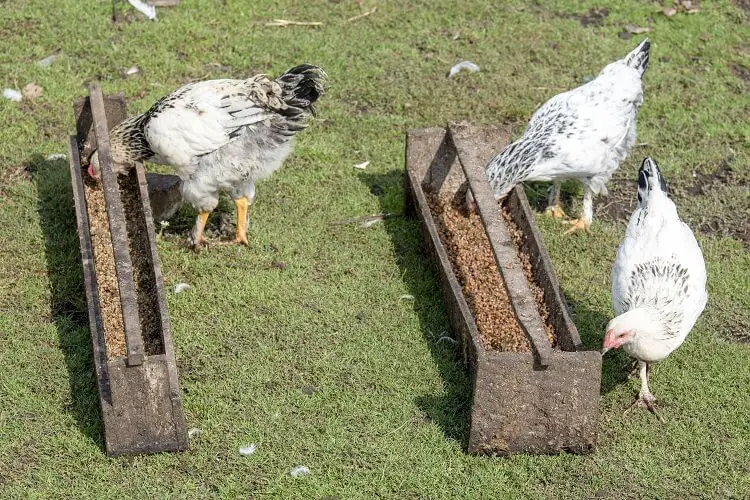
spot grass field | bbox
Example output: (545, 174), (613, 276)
(1, 0), (749, 497)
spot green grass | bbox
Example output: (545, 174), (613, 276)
(1, 0), (749, 497)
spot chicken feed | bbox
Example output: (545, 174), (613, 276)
(427, 190), (557, 351)
(83, 168), (164, 359)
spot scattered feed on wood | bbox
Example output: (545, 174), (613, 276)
(501, 203), (557, 347)
(427, 189), (532, 352)
(83, 177), (127, 359)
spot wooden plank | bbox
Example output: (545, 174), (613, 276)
(134, 163), (189, 429)
(104, 356), (188, 455)
(88, 82), (145, 367)
(68, 136), (114, 406)
(447, 122), (553, 368)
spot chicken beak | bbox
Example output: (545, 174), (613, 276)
(600, 346), (610, 355)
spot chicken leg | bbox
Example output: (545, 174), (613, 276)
(234, 196), (250, 245)
(624, 361), (665, 423)
(231, 179), (255, 246)
(563, 185), (593, 235)
(190, 212), (211, 251)
(544, 182), (568, 219)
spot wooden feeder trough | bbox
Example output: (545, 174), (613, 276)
(67, 83), (188, 456)
(405, 122), (602, 456)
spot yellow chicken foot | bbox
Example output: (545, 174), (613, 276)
(544, 203), (568, 219)
(545, 182), (568, 219)
(563, 218), (591, 235)
(190, 211), (210, 250)
(234, 196), (249, 246)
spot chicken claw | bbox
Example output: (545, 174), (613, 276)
(623, 393), (665, 423)
(563, 218), (591, 235)
(189, 212), (211, 251)
(544, 204), (568, 219)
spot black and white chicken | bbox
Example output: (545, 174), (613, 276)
(483, 39), (650, 234)
(603, 157), (707, 421)
(89, 64), (327, 248)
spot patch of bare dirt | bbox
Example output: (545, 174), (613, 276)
(731, 0), (750, 14)
(731, 64), (750, 87)
(578, 7), (610, 27)
(594, 175), (637, 223)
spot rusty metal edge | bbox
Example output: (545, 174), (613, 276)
(88, 82), (145, 367)
(447, 124), (553, 367)
(134, 163), (189, 447)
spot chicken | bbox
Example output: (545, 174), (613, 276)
(602, 157), (707, 422)
(89, 64), (326, 249)
(482, 39), (650, 234)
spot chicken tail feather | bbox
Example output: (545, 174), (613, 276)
(276, 64), (327, 117)
(625, 38), (650, 77)
(637, 156), (668, 205)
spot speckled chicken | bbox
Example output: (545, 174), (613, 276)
(89, 64), (326, 248)
(602, 157), (707, 421)
(483, 39), (650, 234)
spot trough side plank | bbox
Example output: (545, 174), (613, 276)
(88, 82), (145, 367)
(134, 163), (189, 446)
(68, 135), (114, 408)
(448, 123), (553, 368)
(405, 128), (482, 370)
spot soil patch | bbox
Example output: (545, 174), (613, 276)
(578, 7), (609, 27)
(731, 64), (750, 87)
(596, 157), (750, 248)
(731, 0), (750, 14)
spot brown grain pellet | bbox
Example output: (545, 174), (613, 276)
(84, 179), (127, 359)
(428, 190), (531, 352)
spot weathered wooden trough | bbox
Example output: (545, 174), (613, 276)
(67, 83), (188, 456)
(405, 122), (602, 456)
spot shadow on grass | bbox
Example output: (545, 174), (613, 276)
(30, 153), (104, 449)
(358, 169), (472, 448)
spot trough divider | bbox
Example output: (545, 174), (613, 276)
(88, 82), (145, 367)
(447, 122), (553, 368)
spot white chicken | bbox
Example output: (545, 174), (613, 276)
(483, 39), (650, 234)
(89, 64), (326, 249)
(603, 157), (707, 421)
